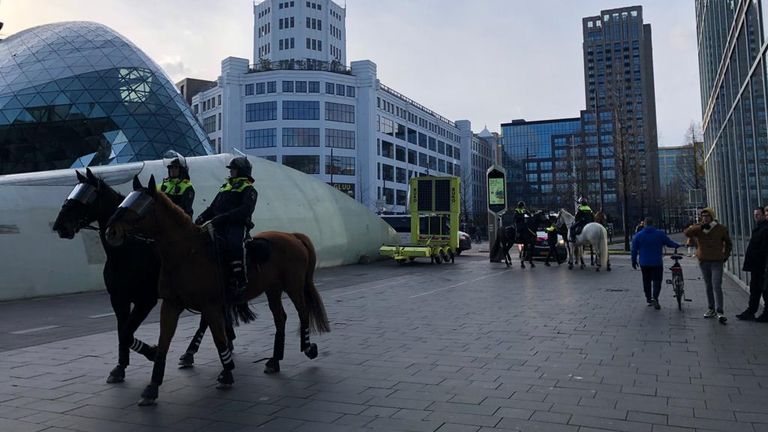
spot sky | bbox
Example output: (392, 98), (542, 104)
(1, 0), (701, 147)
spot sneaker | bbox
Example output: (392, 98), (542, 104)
(703, 309), (717, 318)
(646, 299), (654, 306)
(718, 313), (727, 324)
(653, 299), (661, 310)
(736, 310), (756, 321)
(755, 313), (768, 323)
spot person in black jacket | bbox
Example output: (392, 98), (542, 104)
(736, 207), (768, 321)
(195, 157), (258, 301)
(158, 157), (195, 217)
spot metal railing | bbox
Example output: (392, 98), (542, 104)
(378, 83), (456, 128)
(249, 59), (352, 75)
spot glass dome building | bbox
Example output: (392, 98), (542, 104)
(0, 21), (212, 175)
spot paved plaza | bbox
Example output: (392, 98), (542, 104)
(1, 245), (768, 432)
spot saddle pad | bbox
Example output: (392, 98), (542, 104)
(245, 237), (272, 263)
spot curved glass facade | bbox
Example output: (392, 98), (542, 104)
(696, 0), (768, 283)
(0, 22), (212, 175)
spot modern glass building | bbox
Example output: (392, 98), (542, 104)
(696, 0), (768, 283)
(0, 22), (212, 175)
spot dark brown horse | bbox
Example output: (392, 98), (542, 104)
(105, 175), (330, 406)
(52, 168), (234, 383)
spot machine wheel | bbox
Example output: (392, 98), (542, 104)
(434, 254), (442, 264)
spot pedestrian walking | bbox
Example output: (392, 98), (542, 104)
(684, 207), (732, 324)
(736, 207), (768, 321)
(631, 217), (681, 309)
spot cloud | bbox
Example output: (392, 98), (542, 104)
(158, 56), (192, 82)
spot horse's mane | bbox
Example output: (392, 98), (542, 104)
(97, 178), (125, 203)
(152, 189), (201, 233)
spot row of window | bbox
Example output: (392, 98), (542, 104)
(245, 101), (355, 123)
(379, 140), (460, 172)
(376, 96), (459, 143)
(378, 117), (461, 160)
(379, 158), (460, 181)
(330, 24), (342, 40)
(258, 43), (271, 57)
(282, 155), (351, 176)
(306, 1), (322, 11)
(257, 6), (272, 18)
(306, 17), (322, 30)
(279, 38), (295, 51)
(330, 44), (341, 61)
(197, 94), (221, 113)
(278, 1), (295, 9)
(245, 127), (355, 149)
(244, 81), (356, 98)
(279, 17), (295, 29)
(307, 38), (322, 52)
(258, 22), (271, 37)
(330, 8), (341, 20)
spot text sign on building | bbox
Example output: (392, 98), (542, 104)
(331, 182), (355, 198)
(487, 167), (506, 214)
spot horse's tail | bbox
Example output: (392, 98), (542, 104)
(599, 225), (609, 269)
(293, 233), (330, 334)
(230, 302), (257, 325)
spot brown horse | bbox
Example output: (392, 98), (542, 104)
(105, 175), (330, 406)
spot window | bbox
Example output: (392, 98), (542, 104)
(283, 155), (319, 174)
(418, 133), (427, 148)
(336, 84), (345, 96)
(282, 80), (294, 93)
(381, 140), (394, 158)
(382, 164), (394, 181)
(438, 140), (445, 154)
(203, 115), (216, 133)
(245, 101), (276, 122)
(326, 128), (355, 148)
(396, 190), (407, 206)
(245, 84), (254, 96)
(396, 123), (406, 141)
(396, 167), (406, 184)
(395, 145), (406, 162)
(245, 128), (276, 148)
(326, 82), (335, 94)
(408, 128), (418, 145)
(282, 127), (320, 147)
(418, 153), (428, 168)
(283, 101), (320, 120)
(326, 156), (355, 176)
(256, 82), (265, 94)
(295, 81), (307, 93)
(267, 81), (276, 93)
(325, 102), (354, 123)
(308, 81), (320, 93)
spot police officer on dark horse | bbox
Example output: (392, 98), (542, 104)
(194, 156), (258, 303)
(157, 155), (237, 368)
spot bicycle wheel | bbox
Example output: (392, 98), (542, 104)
(673, 275), (684, 311)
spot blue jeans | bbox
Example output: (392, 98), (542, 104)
(699, 260), (724, 312)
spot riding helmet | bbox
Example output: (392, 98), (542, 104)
(227, 156), (253, 179)
(166, 157), (190, 179)
(517, 201), (525, 207)
(579, 197), (588, 205)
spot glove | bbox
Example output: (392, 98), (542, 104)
(631, 261), (638, 270)
(194, 215), (205, 225)
(702, 223), (711, 230)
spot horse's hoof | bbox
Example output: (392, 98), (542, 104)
(607, 267), (612, 272)
(596, 268), (600, 272)
(216, 370), (234, 389)
(264, 358), (280, 374)
(106, 365), (125, 384)
(138, 384), (158, 406)
(178, 352), (194, 369)
(304, 343), (318, 360)
(138, 397), (156, 406)
(568, 264), (573, 270)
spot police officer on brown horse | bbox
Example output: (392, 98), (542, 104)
(195, 156), (257, 302)
(158, 156), (194, 217)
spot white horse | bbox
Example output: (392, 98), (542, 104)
(556, 209), (611, 272)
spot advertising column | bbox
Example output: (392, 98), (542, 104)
(487, 166), (507, 262)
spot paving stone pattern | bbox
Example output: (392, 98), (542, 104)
(1, 249), (768, 431)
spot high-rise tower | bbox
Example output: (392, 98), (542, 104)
(253, 0), (347, 64)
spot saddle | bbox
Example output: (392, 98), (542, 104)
(244, 237), (272, 263)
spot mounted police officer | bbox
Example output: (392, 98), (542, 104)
(513, 200), (529, 243)
(544, 215), (560, 266)
(572, 197), (594, 239)
(158, 156), (194, 217)
(195, 156), (258, 302)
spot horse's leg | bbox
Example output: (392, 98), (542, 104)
(520, 243), (526, 269)
(264, 289), (287, 374)
(107, 295), (130, 383)
(179, 317), (207, 368)
(124, 299), (158, 363)
(138, 301), (182, 406)
(567, 242), (574, 270)
(203, 307), (236, 389)
(527, 240), (535, 268)
(284, 279), (318, 360)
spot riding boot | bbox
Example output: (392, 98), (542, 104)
(228, 260), (247, 303)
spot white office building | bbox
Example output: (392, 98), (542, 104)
(191, 0), (476, 214)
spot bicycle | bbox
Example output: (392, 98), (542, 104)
(666, 248), (691, 310)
